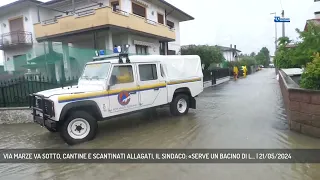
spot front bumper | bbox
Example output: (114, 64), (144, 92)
(33, 113), (57, 129)
(29, 94), (57, 130)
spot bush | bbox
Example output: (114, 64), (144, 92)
(181, 45), (224, 70)
(300, 53), (320, 90)
(239, 56), (256, 67)
(274, 37), (300, 69)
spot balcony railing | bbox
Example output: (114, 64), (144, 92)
(0, 31), (33, 50)
(34, 6), (175, 41)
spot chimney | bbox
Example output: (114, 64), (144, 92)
(234, 45), (236, 50)
(230, 44), (232, 48)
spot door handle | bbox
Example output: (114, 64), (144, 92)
(130, 91), (137, 94)
(154, 88), (159, 91)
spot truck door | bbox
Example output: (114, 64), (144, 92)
(137, 63), (167, 107)
(108, 64), (140, 114)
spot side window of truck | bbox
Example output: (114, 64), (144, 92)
(139, 64), (158, 81)
(160, 64), (165, 77)
(110, 65), (134, 85)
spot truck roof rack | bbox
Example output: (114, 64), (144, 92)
(118, 53), (130, 63)
(92, 53), (131, 63)
(93, 53), (119, 61)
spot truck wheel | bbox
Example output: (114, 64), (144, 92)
(60, 111), (98, 145)
(170, 94), (189, 116)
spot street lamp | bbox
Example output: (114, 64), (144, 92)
(270, 12), (278, 53)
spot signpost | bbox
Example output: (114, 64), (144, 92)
(274, 10), (290, 38)
(274, 16), (290, 23)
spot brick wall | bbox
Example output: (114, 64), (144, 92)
(279, 70), (320, 138)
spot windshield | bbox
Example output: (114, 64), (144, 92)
(81, 63), (111, 80)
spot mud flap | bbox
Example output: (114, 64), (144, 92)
(190, 97), (196, 109)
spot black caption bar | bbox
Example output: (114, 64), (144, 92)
(0, 149), (319, 163)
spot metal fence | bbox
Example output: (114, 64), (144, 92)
(0, 76), (78, 107)
(0, 31), (33, 49)
(203, 68), (231, 86)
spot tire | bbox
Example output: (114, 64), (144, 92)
(60, 111), (98, 145)
(170, 94), (189, 116)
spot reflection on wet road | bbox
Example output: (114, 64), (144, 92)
(1, 69), (320, 180)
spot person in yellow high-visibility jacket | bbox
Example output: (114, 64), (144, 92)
(233, 66), (239, 80)
(242, 66), (247, 78)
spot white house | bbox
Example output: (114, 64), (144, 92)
(216, 44), (241, 62)
(304, 0), (320, 31)
(0, 0), (194, 80)
(314, 0), (320, 19)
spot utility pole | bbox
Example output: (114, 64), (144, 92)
(281, 10), (285, 37)
(270, 12), (278, 52)
(72, 0), (75, 14)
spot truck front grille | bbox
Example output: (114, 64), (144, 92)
(32, 96), (55, 117)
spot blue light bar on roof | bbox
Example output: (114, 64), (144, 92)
(99, 50), (105, 55)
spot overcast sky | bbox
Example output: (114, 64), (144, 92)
(0, 0), (316, 65)
(165, 0), (315, 55)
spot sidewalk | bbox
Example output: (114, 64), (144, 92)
(203, 76), (231, 88)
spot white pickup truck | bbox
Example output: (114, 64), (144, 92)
(30, 53), (203, 145)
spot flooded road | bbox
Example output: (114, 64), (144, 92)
(1, 68), (320, 180)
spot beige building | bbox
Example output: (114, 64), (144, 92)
(0, 0), (194, 80)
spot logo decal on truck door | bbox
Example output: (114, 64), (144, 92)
(118, 91), (131, 106)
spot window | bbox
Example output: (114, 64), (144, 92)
(132, 2), (146, 18)
(168, 50), (176, 55)
(136, 45), (148, 55)
(81, 63), (111, 80)
(157, 13), (164, 24)
(110, 65), (134, 85)
(160, 64), (165, 77)
(111, 1), (120, 11)
(139, 64), (158, 81)
(166, 20), (174, 29)
(159, 42), (166, 55)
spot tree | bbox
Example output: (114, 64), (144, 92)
(261, 47), (270, 65)
(250, 52), (256, 57)
(290, 23), (320, 66)
(274, 37), (299, 68)
(254, 47), (270, 66)
(278, 36), (291, 46)
(239, 56), (257, 67)
(180, 45), (224, 70)
(255, 52), (265, 66)
(300, 52), (320, 90)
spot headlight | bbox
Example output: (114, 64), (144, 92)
(51, 101), (55, 117)
(35, 98), (41, 108)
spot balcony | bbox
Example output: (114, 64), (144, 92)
(33, 6), (175, 41)
(0, 31), (33, 50)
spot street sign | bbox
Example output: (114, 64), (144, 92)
(274, 16), (290, 23)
